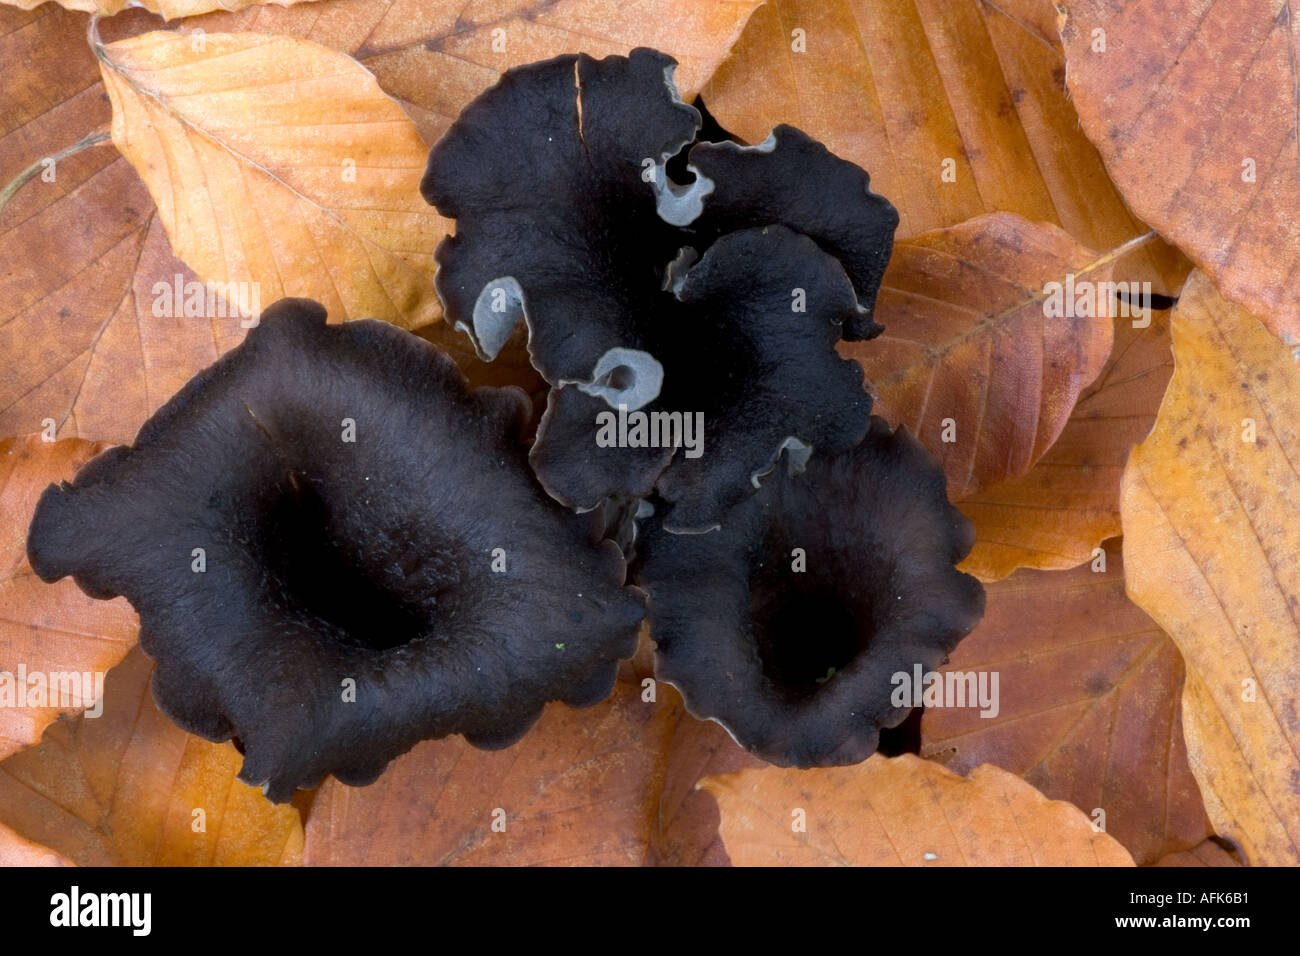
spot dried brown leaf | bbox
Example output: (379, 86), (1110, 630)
(921, 541), (1208, 864)
(702, 754), (1135, 866)
(0, 6), (248, 444)
(648, 701), (764, 866)
(955, 302), (1173, 580)
(842, 213), (1117, 498)
(1152, 838), (1242, 868)
(97, 29), (446, 329)
(0, 648), (303, 865)
(703, 0), (1187, 293)
(2, 0), (312, 19)
(0, 820), (73, 866)
(1060, 0), (1300, 341)
(194, 0), (763, 144)
(304, 666), (680, 866)
(1122, 270), (1300, 865)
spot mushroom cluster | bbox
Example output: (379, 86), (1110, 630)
(423, 48), (897, 531)
(425, 49), (985, 766)
(26, 48), (984, 800)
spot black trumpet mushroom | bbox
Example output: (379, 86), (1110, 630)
(421, 48), (898, 531)
(635, 417), (986, 767)
(26, 298), (646, 802)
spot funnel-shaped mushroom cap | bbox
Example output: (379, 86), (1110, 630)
(636, 417), (985, 767)
(27, 298), (646, 802)
(421, 48), (897, 526)
(422, 47), (698, 380)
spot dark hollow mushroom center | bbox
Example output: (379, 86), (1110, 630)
(654, 308), (762, 416)
(256, 480), (433, 651)
(751, 587), (869, 694)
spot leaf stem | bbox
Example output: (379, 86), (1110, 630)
(0, 129), (111, 219)
(1083, 229), (1160, 274)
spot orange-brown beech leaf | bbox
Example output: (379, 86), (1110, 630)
(1060, 0), (1300, 343)
(920, 542), (1207, 864)
(701, 755), (1135, 866)
(841, 213), (1120, 499)
(96, 29), (446, 330)
(648, 703), (764, 866)
(2, 1), (757, 440)
(191, 0), (762, 145)
(0, 648), (303, 865)
(0, 10), (473, 445)
(0, 820), (72, 866)
(304, 665), (680, 866)
(955, 303), (1174, 581)
(0, 435), (137, 760)
(701, 0), (1187, 294)
(1122, 270), (1300, 866)
(0, 6), (251, 444)
(1, 0), (313, 19)
(1153, 839), (1243, 868)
